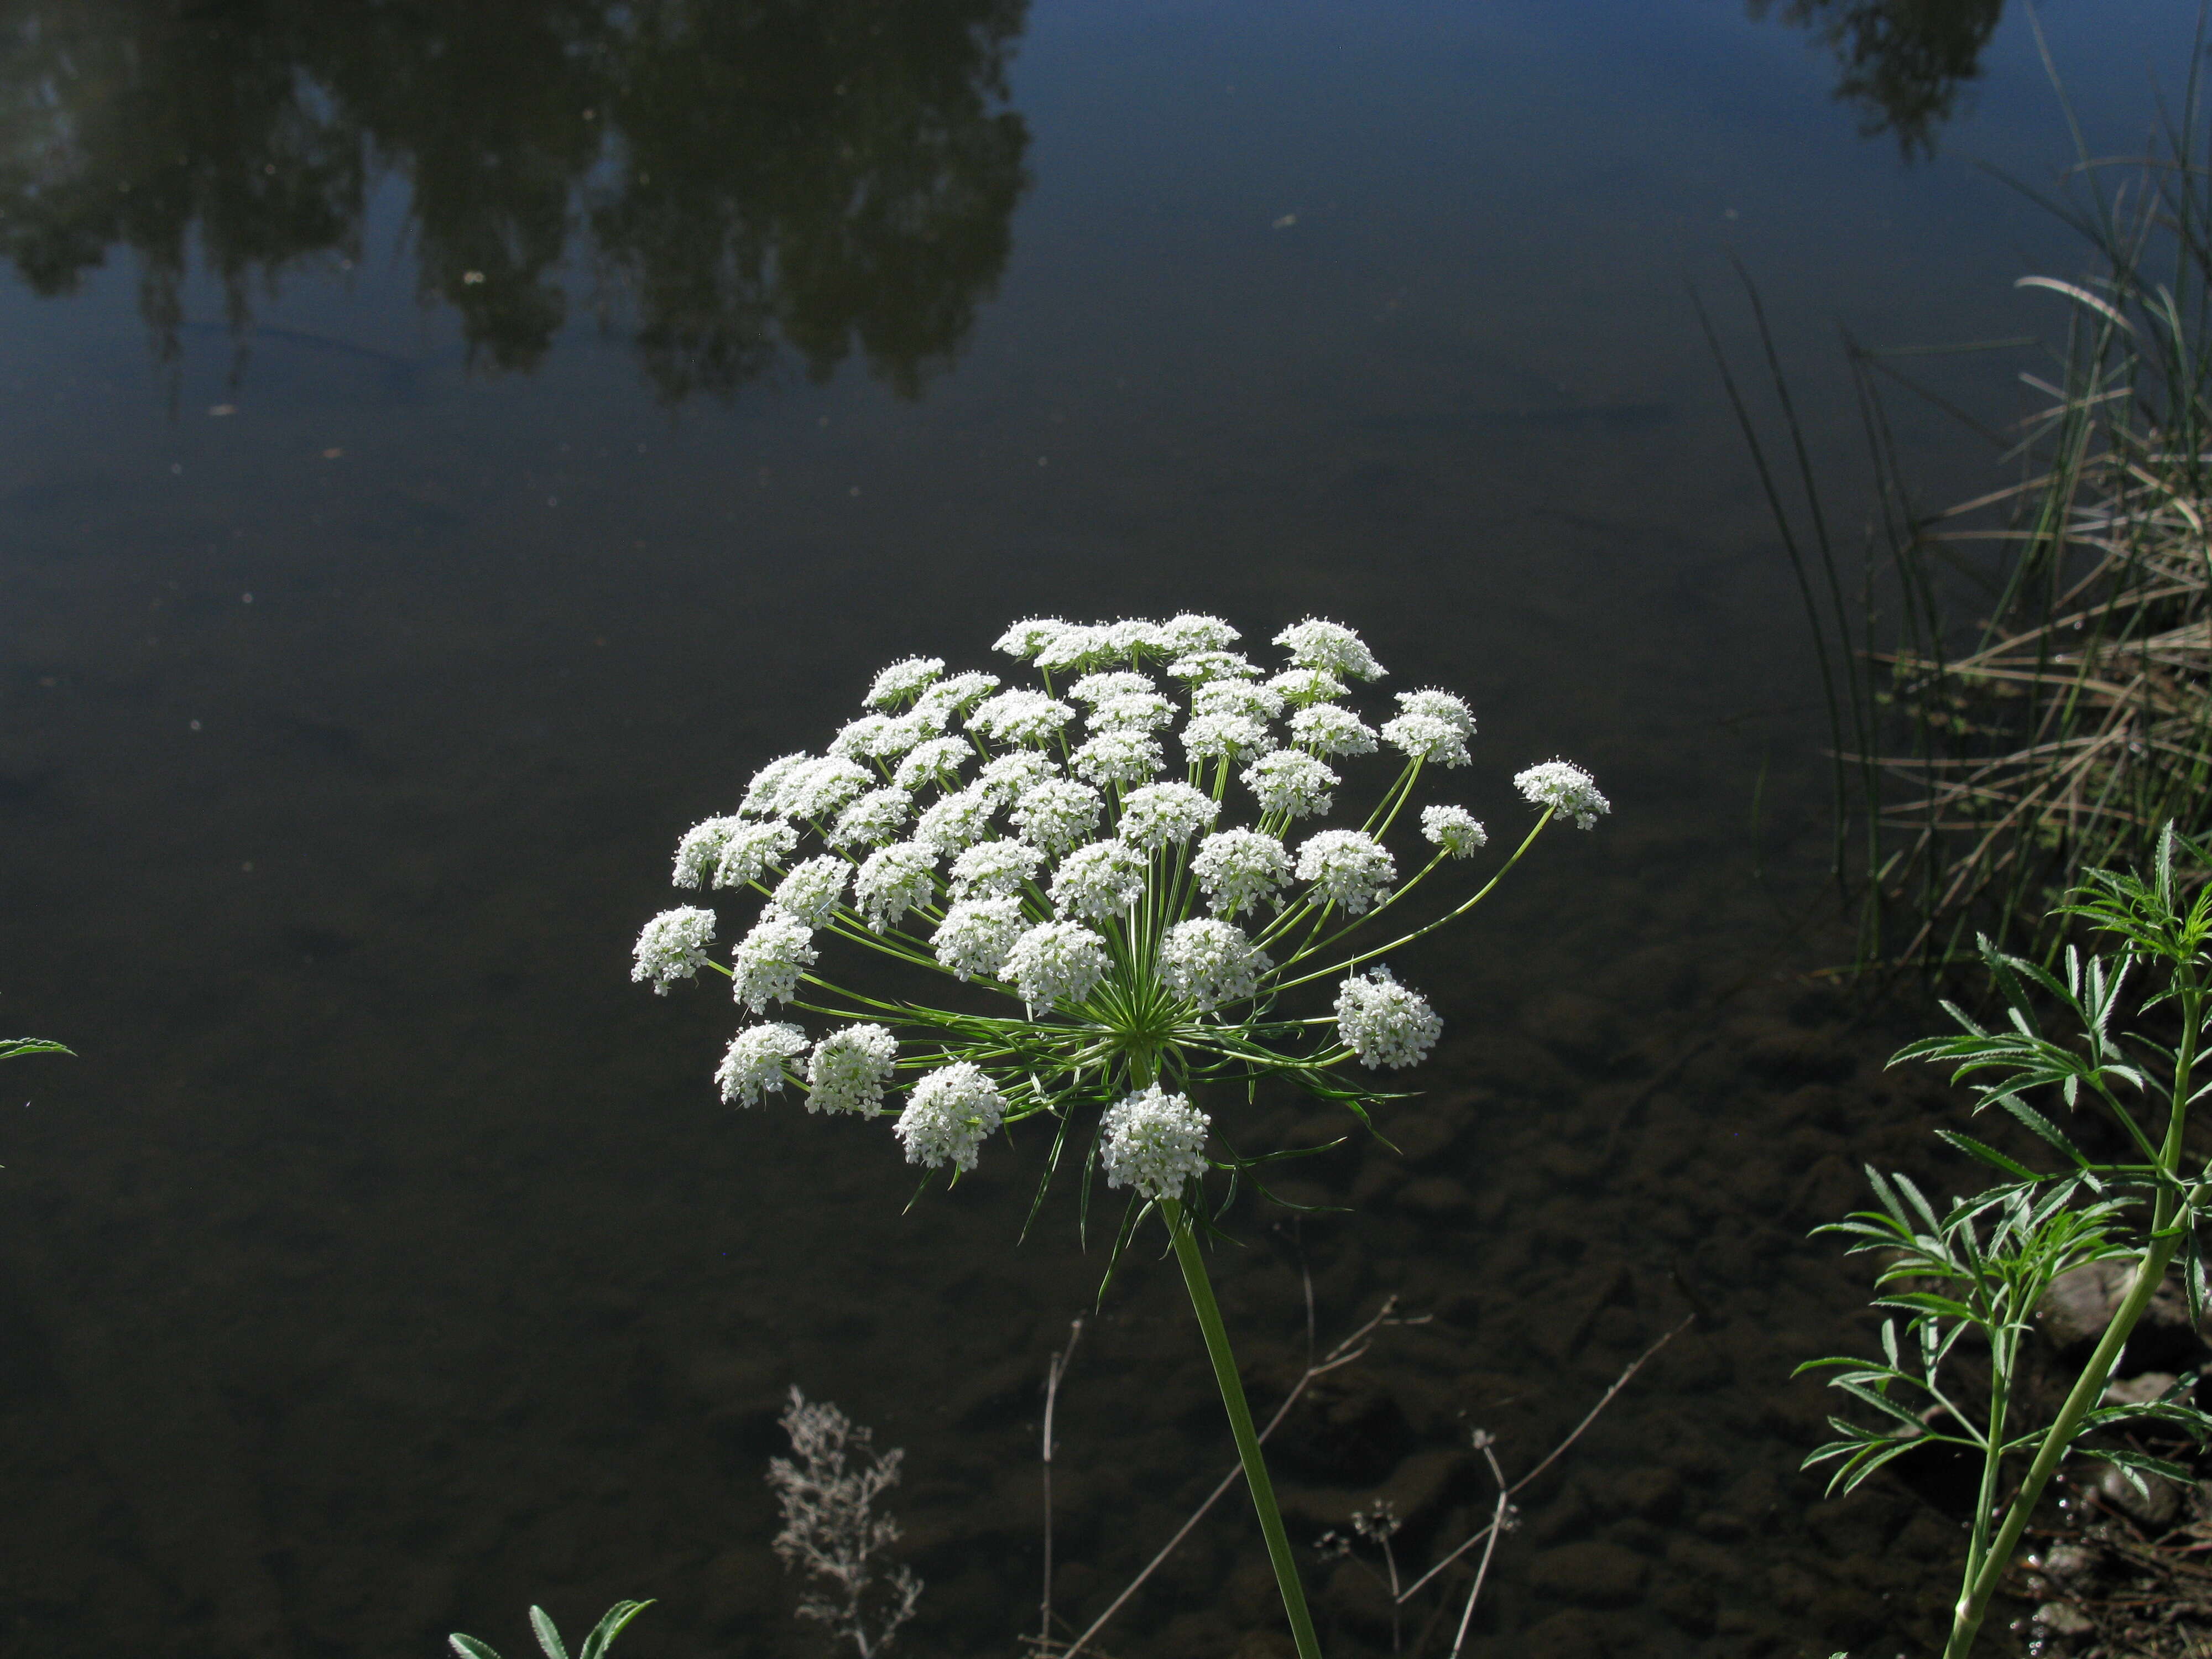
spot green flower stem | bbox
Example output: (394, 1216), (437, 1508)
(1161, 1196), (1322, 1659)
(1943, 968), (2201, 1659)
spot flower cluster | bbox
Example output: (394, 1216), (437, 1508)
(635, 613), (1605, 1199)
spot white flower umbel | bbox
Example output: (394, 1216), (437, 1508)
(1004, 920), (1109, 1012)
(1244, 750), (1338, 818)
(968, 688), (1076, 745)
(1052, 840), (1147, 921)
(1515, 759), (1610, 829)
(892, 736), (971, 793)
(1159, 919), (1271, 1011)
(1274, 618), (1385, 681)
(932, 897), (1026, 981)
(733, 911), (820, 1011)
(1100, 1086), (1211, 1201)
(719, 1022), (809, 1105)
(828, 788), (914, 851)
(1119, 782), (1219, 852)
(1296, 830), (1395, 914)
(806, 1024), (899, 1117)
(854, 842), (937, 931)
(1192, 828), (1293, 918)
(1335, 967), (1442, 1070)
(1290, 703), (1378, 757)
(774, 856), (850, 927)
(948, 839), (1045, 900)
(867, 656), (945, 708)
(644, 615), (1613, 1659)
(895, 1062), (1007, 1172)
(1071, 730), (1166, 788)
(634, 906), (717, 993)
(1009, 779), (1104, 855)
(914, 787), (997, 857)
(1421, 805), (1488, 858)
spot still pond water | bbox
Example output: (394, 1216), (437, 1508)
(1, 3), (2204, 1656)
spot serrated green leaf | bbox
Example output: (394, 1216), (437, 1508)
(530, 1606), (570, 1659)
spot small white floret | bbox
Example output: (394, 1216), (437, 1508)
(828, 714), (898, 761)
(1268, 667), (1348, 707)
(1335, 966), (1442, 1069)
(1009, 779), (1105, 855)
(1166, 650), (1260, 685)
(916, 670), (1000, 719)
(740, 753), (813, 818)
(1159, 614), (1241, 655)
(1051, 840), (1147, 921)
(805, 1024), (899, 1117)
(718, 1022), (808, 1105)
(1181, 711), (1275, 762)
(914, 786), (998, 857)
(673, 815), (743, 887)
(1158, 919), (1270, 1011)
(866, 656), (945, 708)
(1421, 805), (1488, 858)
(713, 820), (801, 889)
(853, 841), (938, 931)
(895, 1061), (1008, 1172)
(1105, 619), (1168, 656)
(1380, 712), (1470, 768)
(1296, 829), (1395, 914)
(732, 911), (819, 1011)
(1099, 1086), (1211, 1202)
(1243, 750), (1338, 818)
(633, 906), (717, 993)
(893, 735), (971, 793)
(1068, 670), (1155, 707)
(1035, 624), (1115, 674)
(932, 896), (1028, 980)
(1396, 688), (1475, 738)
(783, 757), (875, 818)
(1513, 759), (1610, 830)
(773, 855), (849, 926)
(975, 750), (1060, 806)
(1004, 920), (1110, 1012)
(827, 787), (914, 851)
(1274, 618), (1385, 680)
(1118, 782), (1219, 851)
(1193, 679), (1285, 723)
(1071, 731), (1166, 788)
(1088, 692), (1176, 734)
(1290, 704), (1378, 757)
(948, 839), (1045, 899)
(1191, 829), (1293, 919)
(968, 689), (1077, 746)
(995, 618), (1069, 660)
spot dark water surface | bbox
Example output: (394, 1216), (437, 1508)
(2, 3), (2205, 1656)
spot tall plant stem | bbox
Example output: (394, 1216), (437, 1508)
(1943, 973), (2200, 1659)
(1161, 1197), (1322, 1659)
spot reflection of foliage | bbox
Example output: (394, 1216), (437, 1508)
(0, 0), (1029, 400)
(1749, 0), (2005, 158)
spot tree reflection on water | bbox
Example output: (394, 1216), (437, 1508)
(0, 0), (1031, 401)
(1750, 0), (2006, 158)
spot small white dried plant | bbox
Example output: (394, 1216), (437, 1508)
(766, 1386), (922, 1659)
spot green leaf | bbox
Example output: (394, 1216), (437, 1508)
(2077, 1444), (2193, 1483)
(1932, 1129), (2039, 1181)
(579, 1600), (654, 1659)
(0, 1038), (71, 1062)
(1999, 1098), (2090, 1167)
(450, 1638), (504, 1659)
(530, 1606), (571, 1659)
(1835, 1379), (1929, 1433)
